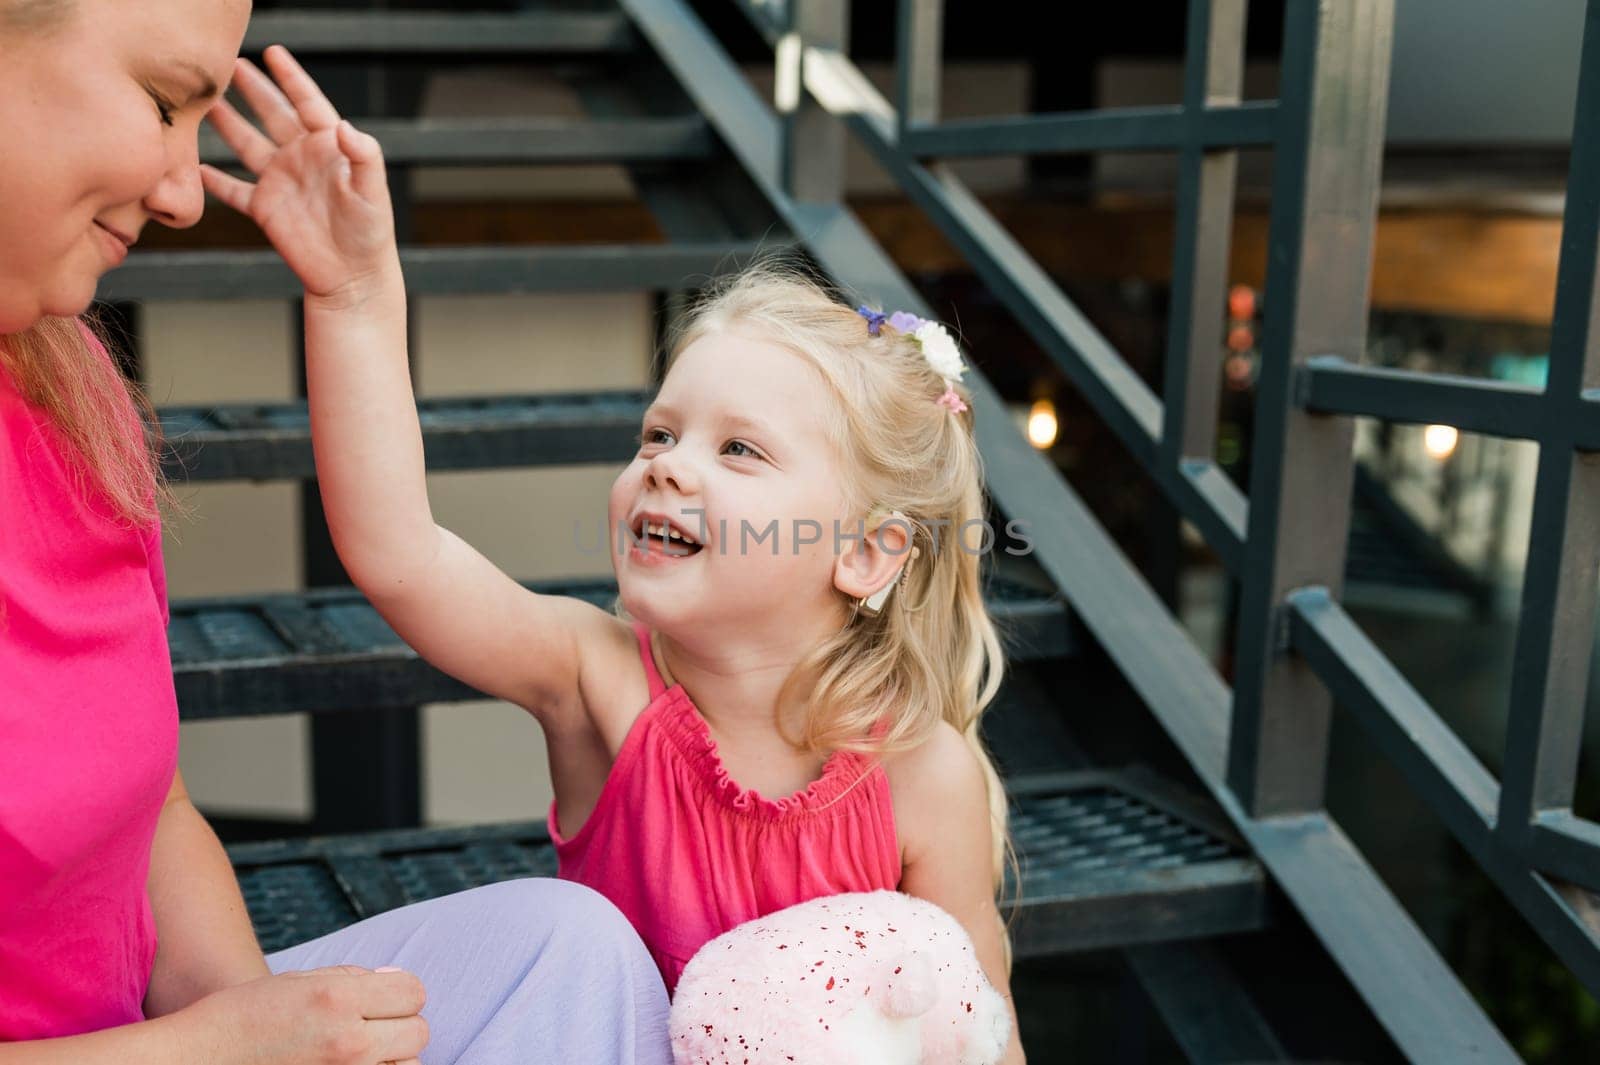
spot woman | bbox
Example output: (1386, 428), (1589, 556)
(0, 1), (672, 1062)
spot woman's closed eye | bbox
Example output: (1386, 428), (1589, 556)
(147, 88), (176, 127)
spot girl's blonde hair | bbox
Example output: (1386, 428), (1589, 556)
(623, 259), (1017, 954)
(0, 314), (175, 528)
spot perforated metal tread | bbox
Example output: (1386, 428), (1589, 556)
(157, 389), (652, 482)
(170, 575), (1074, 720)
(229, 768), (1266, 956)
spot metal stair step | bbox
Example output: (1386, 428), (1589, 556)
(171, 576), (1074, 720)
(200, 116), (717, 168)
(240, 11), (635, 55)
(98, 242), (770, 301)
(158, 389), (650, 482)
(227, 768), (1268, 956)
(1003, 771), (1264, 958)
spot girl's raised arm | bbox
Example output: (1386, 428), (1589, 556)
(200, 46), (590, 717)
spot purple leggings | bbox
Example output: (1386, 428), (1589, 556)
(266, 878), (672, 1065)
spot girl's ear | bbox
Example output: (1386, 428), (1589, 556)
(833, 509), (913, 603)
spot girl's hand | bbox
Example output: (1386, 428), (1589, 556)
(200, 46), (397, 307)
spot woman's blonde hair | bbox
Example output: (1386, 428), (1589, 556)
(1, 314), (175, 528)
(623, 259), (1018, 955)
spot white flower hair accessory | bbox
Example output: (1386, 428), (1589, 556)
(857, 306), (970, 414)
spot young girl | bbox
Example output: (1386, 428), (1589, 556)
(203, 45), (1025, 1064)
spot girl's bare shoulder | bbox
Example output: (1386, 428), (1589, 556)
(880, 721), (988, 857)
(545, 600), (655, 747)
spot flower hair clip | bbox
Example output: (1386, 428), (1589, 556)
(855, 305), (970, 414)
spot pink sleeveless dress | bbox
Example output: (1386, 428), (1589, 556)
(549, 622), (902, 992)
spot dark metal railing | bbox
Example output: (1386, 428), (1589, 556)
(623, 0), (1600, 1058)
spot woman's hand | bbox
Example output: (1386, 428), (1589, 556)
(173, 965), (428, 1065)
(200, 46), (397, 307)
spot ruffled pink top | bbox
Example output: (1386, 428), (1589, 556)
(549, 622), (901, 992)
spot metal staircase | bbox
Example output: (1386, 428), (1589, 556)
(121, 1), (1600, 1060)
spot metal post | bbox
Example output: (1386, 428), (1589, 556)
(779, 0), (848, 203)
(1227, 0), (1395, 817)
(306, 1), (425, 833)
(895, 0), (943, 139)
(1497, 1), (1600, 846)
(1160, 0), (1247, 471)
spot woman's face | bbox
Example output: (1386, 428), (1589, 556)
(0, 0), (251, 332)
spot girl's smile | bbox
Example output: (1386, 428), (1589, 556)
(626, 532), (705, 567)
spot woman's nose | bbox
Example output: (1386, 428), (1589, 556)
(142, 148), (206, 230)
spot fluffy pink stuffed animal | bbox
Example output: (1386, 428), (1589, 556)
(669, 890), (1011, 1065)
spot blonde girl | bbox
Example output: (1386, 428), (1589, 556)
(201, 40), (1026, 1065)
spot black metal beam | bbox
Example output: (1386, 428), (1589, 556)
(900, 102), (1278, 158)
(156, 390), (650, 482)
(1157, 0), (1247, 608)
(1531, 812), (1600, 897)
(1287, 587), (1600, 996)
(894, 0), (942, 138)
(1287, 589), (1499, 853)
(1300, 357), (1548, 441)
(1497, 0), (1600, 845)
(1226, 0), (1389, 818)
(240, 11), (635, 54)
(199, 116), (715, 167)
(99, 243), (771, 301)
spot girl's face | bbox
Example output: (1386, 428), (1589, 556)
(0, 0), (251, 332)
(610, 327), (857, 635)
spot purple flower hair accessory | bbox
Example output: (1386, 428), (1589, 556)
(855, 305), (888, 336)
(887, 311), (927, 334)
(856, 304), (971, 415)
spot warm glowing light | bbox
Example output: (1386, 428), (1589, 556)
(1423, 424), (1459, 459)
(1228, 284), (1256, 321)
(1027, 399), (1059, 450)
(1224, 353), (1255, 390)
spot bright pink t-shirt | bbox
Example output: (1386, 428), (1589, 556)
(549, 621), (902, 993)
(0, 330), (178, 1040)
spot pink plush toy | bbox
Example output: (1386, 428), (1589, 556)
(669, 890), (1011, 1065)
